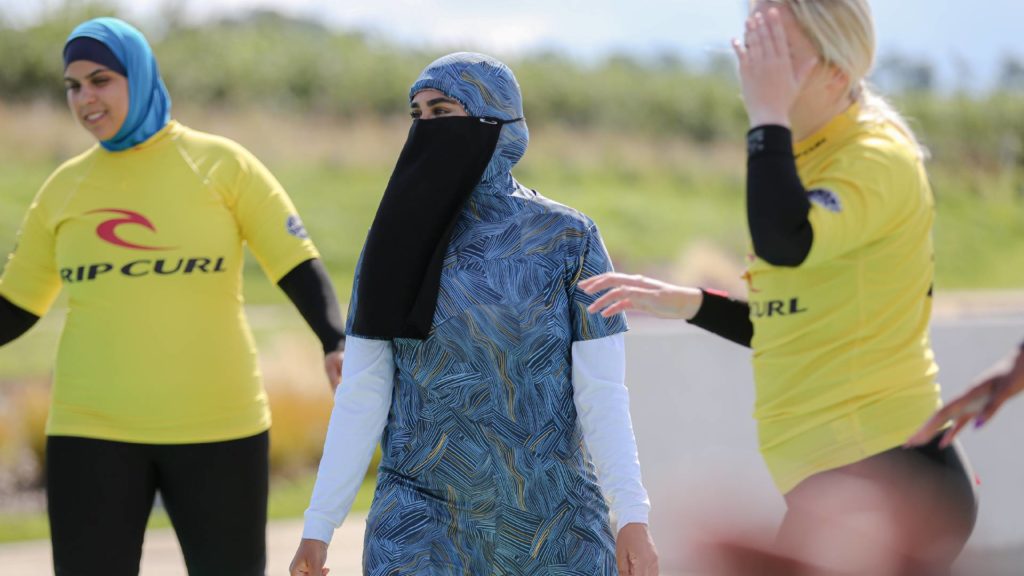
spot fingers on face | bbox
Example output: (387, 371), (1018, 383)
(731, 37), (747, 65)
(744, 16), (764, 61)
(766, 7), (788, 59)
(755, 12), (776, 57)
(744, 7), (793, 68)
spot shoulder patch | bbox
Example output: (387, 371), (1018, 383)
(286, 214), (309, 239)
(807, 188), (843, 213)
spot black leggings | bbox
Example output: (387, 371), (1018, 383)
(46, 432), (269, 576)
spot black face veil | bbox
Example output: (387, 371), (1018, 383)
(352, 116), (513, 339)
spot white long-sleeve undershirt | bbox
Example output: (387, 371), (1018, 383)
(572, 333), (651, 529)
(302, 336), (394, 543)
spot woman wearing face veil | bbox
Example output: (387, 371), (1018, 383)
(290, 53), (658, 576)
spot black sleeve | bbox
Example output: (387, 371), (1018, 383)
(746, 125), (814, 267)
(277, 258), (346, 354)
(0, 296), (40, 347)
(686, 289), (752, 348)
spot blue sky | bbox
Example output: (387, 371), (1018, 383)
(4, 0), (1022, 90)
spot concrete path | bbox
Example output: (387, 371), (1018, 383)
(0, 515), (366, 575)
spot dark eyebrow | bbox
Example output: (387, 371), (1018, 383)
(410, 97), (460, 109)
(63, 67), (109, 83)
(427, 97), (459, 107)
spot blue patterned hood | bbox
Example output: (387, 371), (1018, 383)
(409, 52), (529, 196)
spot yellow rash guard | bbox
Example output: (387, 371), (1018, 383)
(747, 104), (941, 493)
(0, 121), (319, 443)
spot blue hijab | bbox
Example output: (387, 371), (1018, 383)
(409, 52), (530, 196)
(65, 17), (171, 152)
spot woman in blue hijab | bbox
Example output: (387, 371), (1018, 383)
(291, 53), (659, 576)
(0, 17), (348, 575)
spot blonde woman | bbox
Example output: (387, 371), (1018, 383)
(583, 1), (976, 572)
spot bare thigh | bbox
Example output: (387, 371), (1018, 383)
(778, 438), (977, 575)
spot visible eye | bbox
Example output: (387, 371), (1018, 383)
(64, 82), (80, 93)
(433, 106), (451, 116)
(410, 110), (421, 119)
(92, 76), (110, 87)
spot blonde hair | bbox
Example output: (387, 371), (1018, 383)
(758, 0), (924, 156)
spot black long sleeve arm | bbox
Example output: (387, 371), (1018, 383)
(686, 289), (752, 348)
(277, 258), (346, 354)
(746, 125), (813, 267)
(0, 296), (40, 347)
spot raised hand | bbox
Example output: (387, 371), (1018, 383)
(731, 6), (818, 128)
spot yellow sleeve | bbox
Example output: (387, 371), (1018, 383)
(803, 148), (918, 266)
(0, 199), (62, 316)
(233, 152), (320, 282)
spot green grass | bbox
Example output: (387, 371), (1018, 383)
(0, 513), (49, 543)
(4, 149), (1022, 302)
(0, 474), (377, 543)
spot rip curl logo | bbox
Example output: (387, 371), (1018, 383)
(286, 214), (309, 239)
(87, 209), (176, 251)
(807, 189), (843, 213)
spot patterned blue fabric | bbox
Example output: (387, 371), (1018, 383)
(66, 17), (171, 151)
(410, 52), (529, 197)
(349, 52), (629, 575)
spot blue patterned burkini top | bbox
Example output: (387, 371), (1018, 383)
(349, 52), (629, 575)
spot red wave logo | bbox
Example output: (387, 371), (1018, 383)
(87, 209), (176, 251)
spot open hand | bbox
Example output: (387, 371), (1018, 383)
(580, 272), (702, 320)
(731, 6), (818, 128)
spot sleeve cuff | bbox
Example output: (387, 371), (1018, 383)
(301, 513), (337, 545)
(747, 125), (794, 158)
(614, 506), (651, 530)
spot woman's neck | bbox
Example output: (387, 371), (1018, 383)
(791, 94), (855, 142)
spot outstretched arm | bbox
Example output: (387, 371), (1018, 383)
(580, 274), (752, 347)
